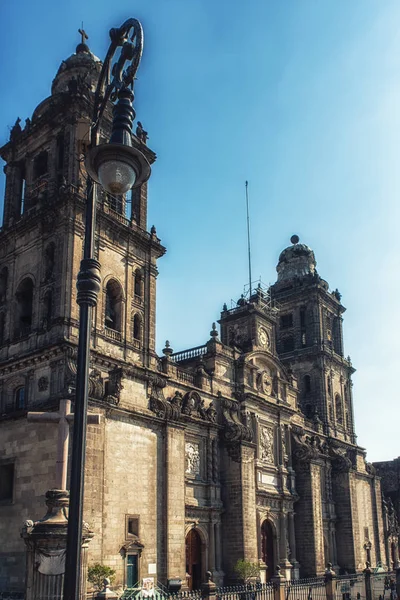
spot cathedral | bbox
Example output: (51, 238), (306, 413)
(0, 36), (396, 594)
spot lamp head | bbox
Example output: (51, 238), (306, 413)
(86, 142), (151, 194)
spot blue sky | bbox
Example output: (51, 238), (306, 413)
(1, 0), (399, 461)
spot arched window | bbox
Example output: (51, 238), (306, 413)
(106, 193), (124, 215)
(132, 313), (142, 342)
(15, 387), (26, 410)
(105, 280), (123, 332)
(0, 267), (8, 304)
(134, 269), (143, 298)
(15, 278), (34, 337)
(33, 150), (48, 179)
(329, 403), (334, 421)
(303, 375), (311, 396)
(335, 394), (343, 425)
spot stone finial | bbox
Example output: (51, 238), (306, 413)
(222, 303), (228, 312)
(325, 562), (335, 580)
(96, 577), (118, 599)
(202, 570), (216, 597)
(290, 234), (300, 245)
(163, 340), (173, 356)
(210, 323), (218, 339)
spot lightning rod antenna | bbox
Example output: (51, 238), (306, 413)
(245, 180), (252, 297)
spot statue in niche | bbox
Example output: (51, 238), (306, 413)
(260, 427), (274, 464)
(185, 442), (200, 475)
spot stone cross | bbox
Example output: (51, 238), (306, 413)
(78, 26), (88, 45)
(27, 399), (101, 490)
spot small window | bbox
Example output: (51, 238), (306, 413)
(33, 150), (48, 179)
(134, 269), (143, 298)
(280, 314), (293, 329)
(0, 463), (14, 502)
(15, 387), (26, 410)
(105, 280), (123, 332)
(335, 394), (343, 425)
(133, 314), (141, 341)
(126, 515), (140, 537)
(15, 277), (34, 337)
(106, 193), (124, 215)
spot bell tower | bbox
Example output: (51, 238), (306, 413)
(270, 236), (356, 442)
(0, 36), (165, 415)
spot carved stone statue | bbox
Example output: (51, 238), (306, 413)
(185, 442), (200, 475)
(260, 427), (274, 463)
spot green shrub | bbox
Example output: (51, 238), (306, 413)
(88, 563), (116, 590)
(234, 559), (260, 583)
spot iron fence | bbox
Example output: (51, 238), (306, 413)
(370, 574), (392, 600)
(334, 574), (366, 600)
(285, 577), (326, 600)
(216, 582), (275, 600)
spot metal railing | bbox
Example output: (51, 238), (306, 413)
(334, 574), (366, 600)
(217, 582), (275, 600)
(285, 577), (326, 600)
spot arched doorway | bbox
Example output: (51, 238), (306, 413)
(186, 528), (202, 590)
(261, 520), (274, 581)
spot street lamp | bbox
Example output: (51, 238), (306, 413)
(63, 19), (151, 600)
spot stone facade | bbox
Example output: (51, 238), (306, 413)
(374, 458), (400, 570)
(0, 40), (396, 594)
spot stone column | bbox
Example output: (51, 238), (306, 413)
(279, 512), (291, 580)
(21, 489), (93, 600)
(215, 522), (222, 571)
(209, 520), (216, 573)
(288, 512), (299, 578)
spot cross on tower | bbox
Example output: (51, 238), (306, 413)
(27, 399), (101, 490)
(78, 25), (88, 45)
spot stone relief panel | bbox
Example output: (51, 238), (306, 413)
(185, 442), (201, 476)
(260, 427), (274, 464)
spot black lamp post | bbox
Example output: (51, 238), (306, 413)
(63, 19), (151, 600)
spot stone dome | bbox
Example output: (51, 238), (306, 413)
(276, 235), (317, 282)
(51, 42), (102, 96)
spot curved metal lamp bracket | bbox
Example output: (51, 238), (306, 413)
(91, 18), (143, 144)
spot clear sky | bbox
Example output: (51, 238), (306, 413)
(0, 0), (399, 461)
